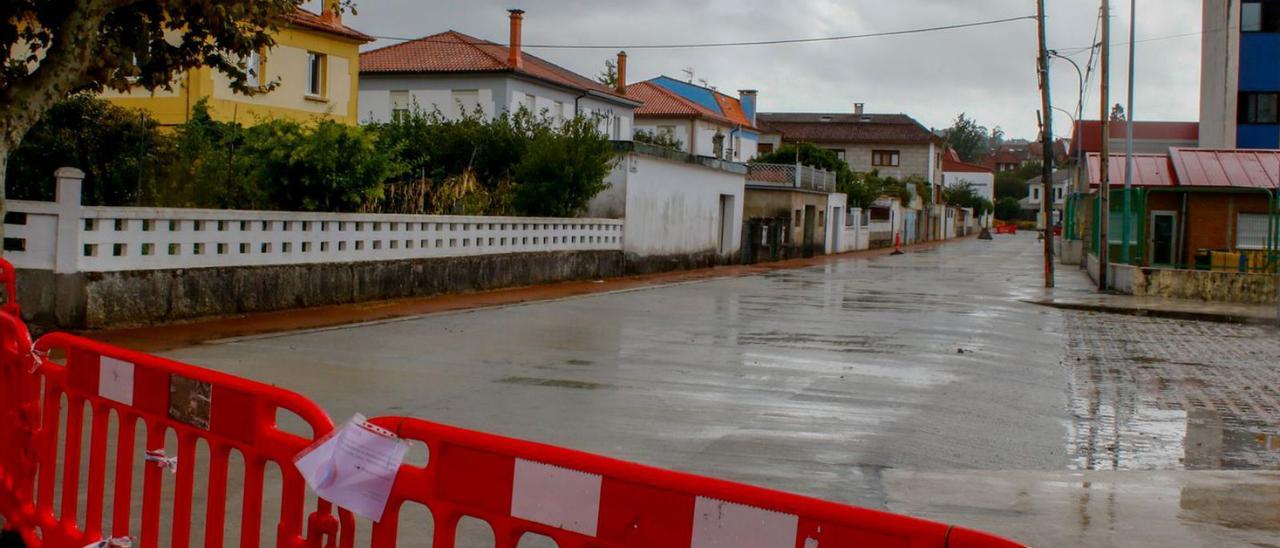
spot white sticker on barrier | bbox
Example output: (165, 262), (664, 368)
(510, 459), (602, 536)
(294, 414), (407, 522)
(691, 497), (799, 548)
(99, 357), (134, 406)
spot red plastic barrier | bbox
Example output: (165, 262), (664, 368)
(994, 225), (1017, 235)
(366, 416), (1023, 547)
(0, 259), (40, 546)
(15, 331), (351, 548)
(0, 255), (1023, 547)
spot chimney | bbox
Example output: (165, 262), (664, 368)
(738, 89), (758, 126)
(854, 102), (865, 116)
(321, 0), (341, 24)
(616, 51), (627, 95)
(507, 9), (525, 69)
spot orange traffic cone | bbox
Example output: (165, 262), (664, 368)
(891, 232), (905, 255)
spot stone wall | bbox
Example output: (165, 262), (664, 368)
(1136, 267), (1277, 304)
(19, 250), (623, 330)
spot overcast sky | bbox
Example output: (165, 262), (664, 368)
(334, 0), (1204, 140)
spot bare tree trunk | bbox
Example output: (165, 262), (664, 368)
(0, 145), (7, 247)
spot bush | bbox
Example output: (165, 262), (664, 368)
(512, 116), (616, 217)
(633, 129), (683, 150)
(6, 93), (168, 205)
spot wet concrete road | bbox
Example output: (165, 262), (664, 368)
(164, 234), (1280, 546)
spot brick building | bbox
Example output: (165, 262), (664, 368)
(1083, 148), (1277, 268)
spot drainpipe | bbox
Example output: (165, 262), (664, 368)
(1179, 192), (1189, 267)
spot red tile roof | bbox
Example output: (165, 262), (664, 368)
(756, 113), (941, 145)
(943, 156), (994, 174)
(1169, 148), (1280, 190)
(1070, 120), (1199, 156)
(628, 81), (760, 130)
(1086, 153), (1178, 188)
(282, 8), (373, 43)
(360, 31), (633, 103)
(712, 92), (756, 130)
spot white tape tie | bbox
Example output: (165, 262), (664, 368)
(28, 346), (46, 374)
(83, 537), (133, 548)
(144, 450), (177, 473)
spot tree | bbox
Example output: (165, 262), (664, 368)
(1110, 103), (1126, 122)
(1, 0), (318, 230)
(994, 161), (1043, 200)
(942, 113), (991, 162)
(995, 197), (1022, 221)
(596, 58), (618, 88)
(942, 181), (990, 215)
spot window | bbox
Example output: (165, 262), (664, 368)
(518, 93), (536, 113)
(306, 52), (326, 97)
(1032, 187), (1041, 201)
(1243, 1), (1280, 32)
(1237, 213), (1269, 249)
(1240, 92), (1279, 124)
(390, 90), (411, 117)
(612, 116), (622, 140)
(758, 143), (774, 154)
(826, 148), (846, 161)
(553, 101), (565, 121)
(1107, 211), (1140, 244)
(734, 136), (743, 159)
(245, 50), (263, 88)
(452, 89), (480, 118)
(872, 150), (900, 167)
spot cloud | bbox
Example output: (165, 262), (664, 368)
(344, 0), (1203, 139)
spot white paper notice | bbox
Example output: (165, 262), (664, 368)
(294, 414), (408, 522)
(98, 357), (134, 406)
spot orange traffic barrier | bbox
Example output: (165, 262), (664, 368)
(365, 416), (1021, 547)
(20, 332), (352, 548)
(0, 256), (1023, 547)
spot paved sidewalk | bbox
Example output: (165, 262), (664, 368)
(1029, 261), (1278, 325)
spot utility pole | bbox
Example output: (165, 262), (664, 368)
(1037, 0), (1055, 288)
(1121, 0), (1136, 264)
(1098, 0), (1111, 291)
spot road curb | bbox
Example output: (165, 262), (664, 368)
(1025, 299), (1277, 326)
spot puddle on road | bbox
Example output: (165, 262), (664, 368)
(496, 376), (614, 390)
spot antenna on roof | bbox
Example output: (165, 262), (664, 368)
(682, 67), (694, 83)
(698, 78), (709, 87)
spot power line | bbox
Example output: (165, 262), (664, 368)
(368, 15), (1037, 50)
(1051, 29), (1216, 57)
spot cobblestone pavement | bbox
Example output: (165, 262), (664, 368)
(1064, 311), (1280, 471)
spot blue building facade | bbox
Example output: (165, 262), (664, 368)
(1237, 0), (1280, 148)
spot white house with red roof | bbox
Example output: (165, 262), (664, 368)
(357, 9), (641, 138)
(942, 149), (995, 203)
(628, 77), (762, 161)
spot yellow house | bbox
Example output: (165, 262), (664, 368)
(101, 2), (372, 126)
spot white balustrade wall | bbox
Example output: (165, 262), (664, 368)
(5, 168), (623, 273)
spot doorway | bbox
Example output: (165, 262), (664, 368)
(1150, 211), (1177, 266)
(718, 194), (735, 256)
(802, 205), (817, 257)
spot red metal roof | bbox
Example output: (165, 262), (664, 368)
(1168, 148), (1280, 190)
(282, 8), (373, 43)
(1069, 120), (1199, 156)
(1086, 153), (1177, 188)
(360, 31), (633, 102)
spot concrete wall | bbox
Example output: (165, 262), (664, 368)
(1199, 0), (1241, 148)
(590, 146), (746, 272)
(18, 251), (623, 330)
(1085, 253), (1277, 304)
